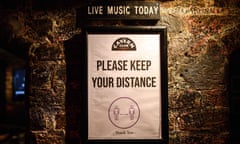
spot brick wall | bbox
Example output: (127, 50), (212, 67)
(81, 1), (240, 143)
(27, 41), (66, 144)
(161, 1), (240, 143)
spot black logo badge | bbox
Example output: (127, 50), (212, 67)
(112, 37), (136, 51)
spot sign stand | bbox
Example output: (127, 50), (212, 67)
(83, 26), (168, 144)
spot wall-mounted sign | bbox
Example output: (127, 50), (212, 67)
(86, 1), (160, 20)
(84, 26), (168, 143)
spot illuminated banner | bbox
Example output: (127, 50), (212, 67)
(85, 26), (167, 143)
(86, 1), (160, 20)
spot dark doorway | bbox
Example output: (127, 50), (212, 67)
(229, 48), (240, 143)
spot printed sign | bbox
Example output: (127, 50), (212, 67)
(86, 1), (160, 20)
(86, 26), (167, 142)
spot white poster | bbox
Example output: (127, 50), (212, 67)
(88, 34), (161, 140)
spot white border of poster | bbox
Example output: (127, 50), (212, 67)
(85, 26), (168, 144)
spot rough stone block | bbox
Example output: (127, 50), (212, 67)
(31, 43), (65, 61)
(29, 108), (47, 131)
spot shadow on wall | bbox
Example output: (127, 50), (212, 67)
(229, 48), (240, 143)
(214, 0), (240, 7)
(64, 34), (85, 143)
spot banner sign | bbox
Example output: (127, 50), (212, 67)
(85, 26), (167, 143)
(86, 1), (160, 20)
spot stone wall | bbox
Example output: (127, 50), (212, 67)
(1, 0), (240, 143)
(161, 1), (240, 143)
(24, 10), (80, 144)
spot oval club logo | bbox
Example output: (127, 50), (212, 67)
(112, 37), (136, 51)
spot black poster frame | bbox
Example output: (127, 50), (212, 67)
(83, 26), (168, 144)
